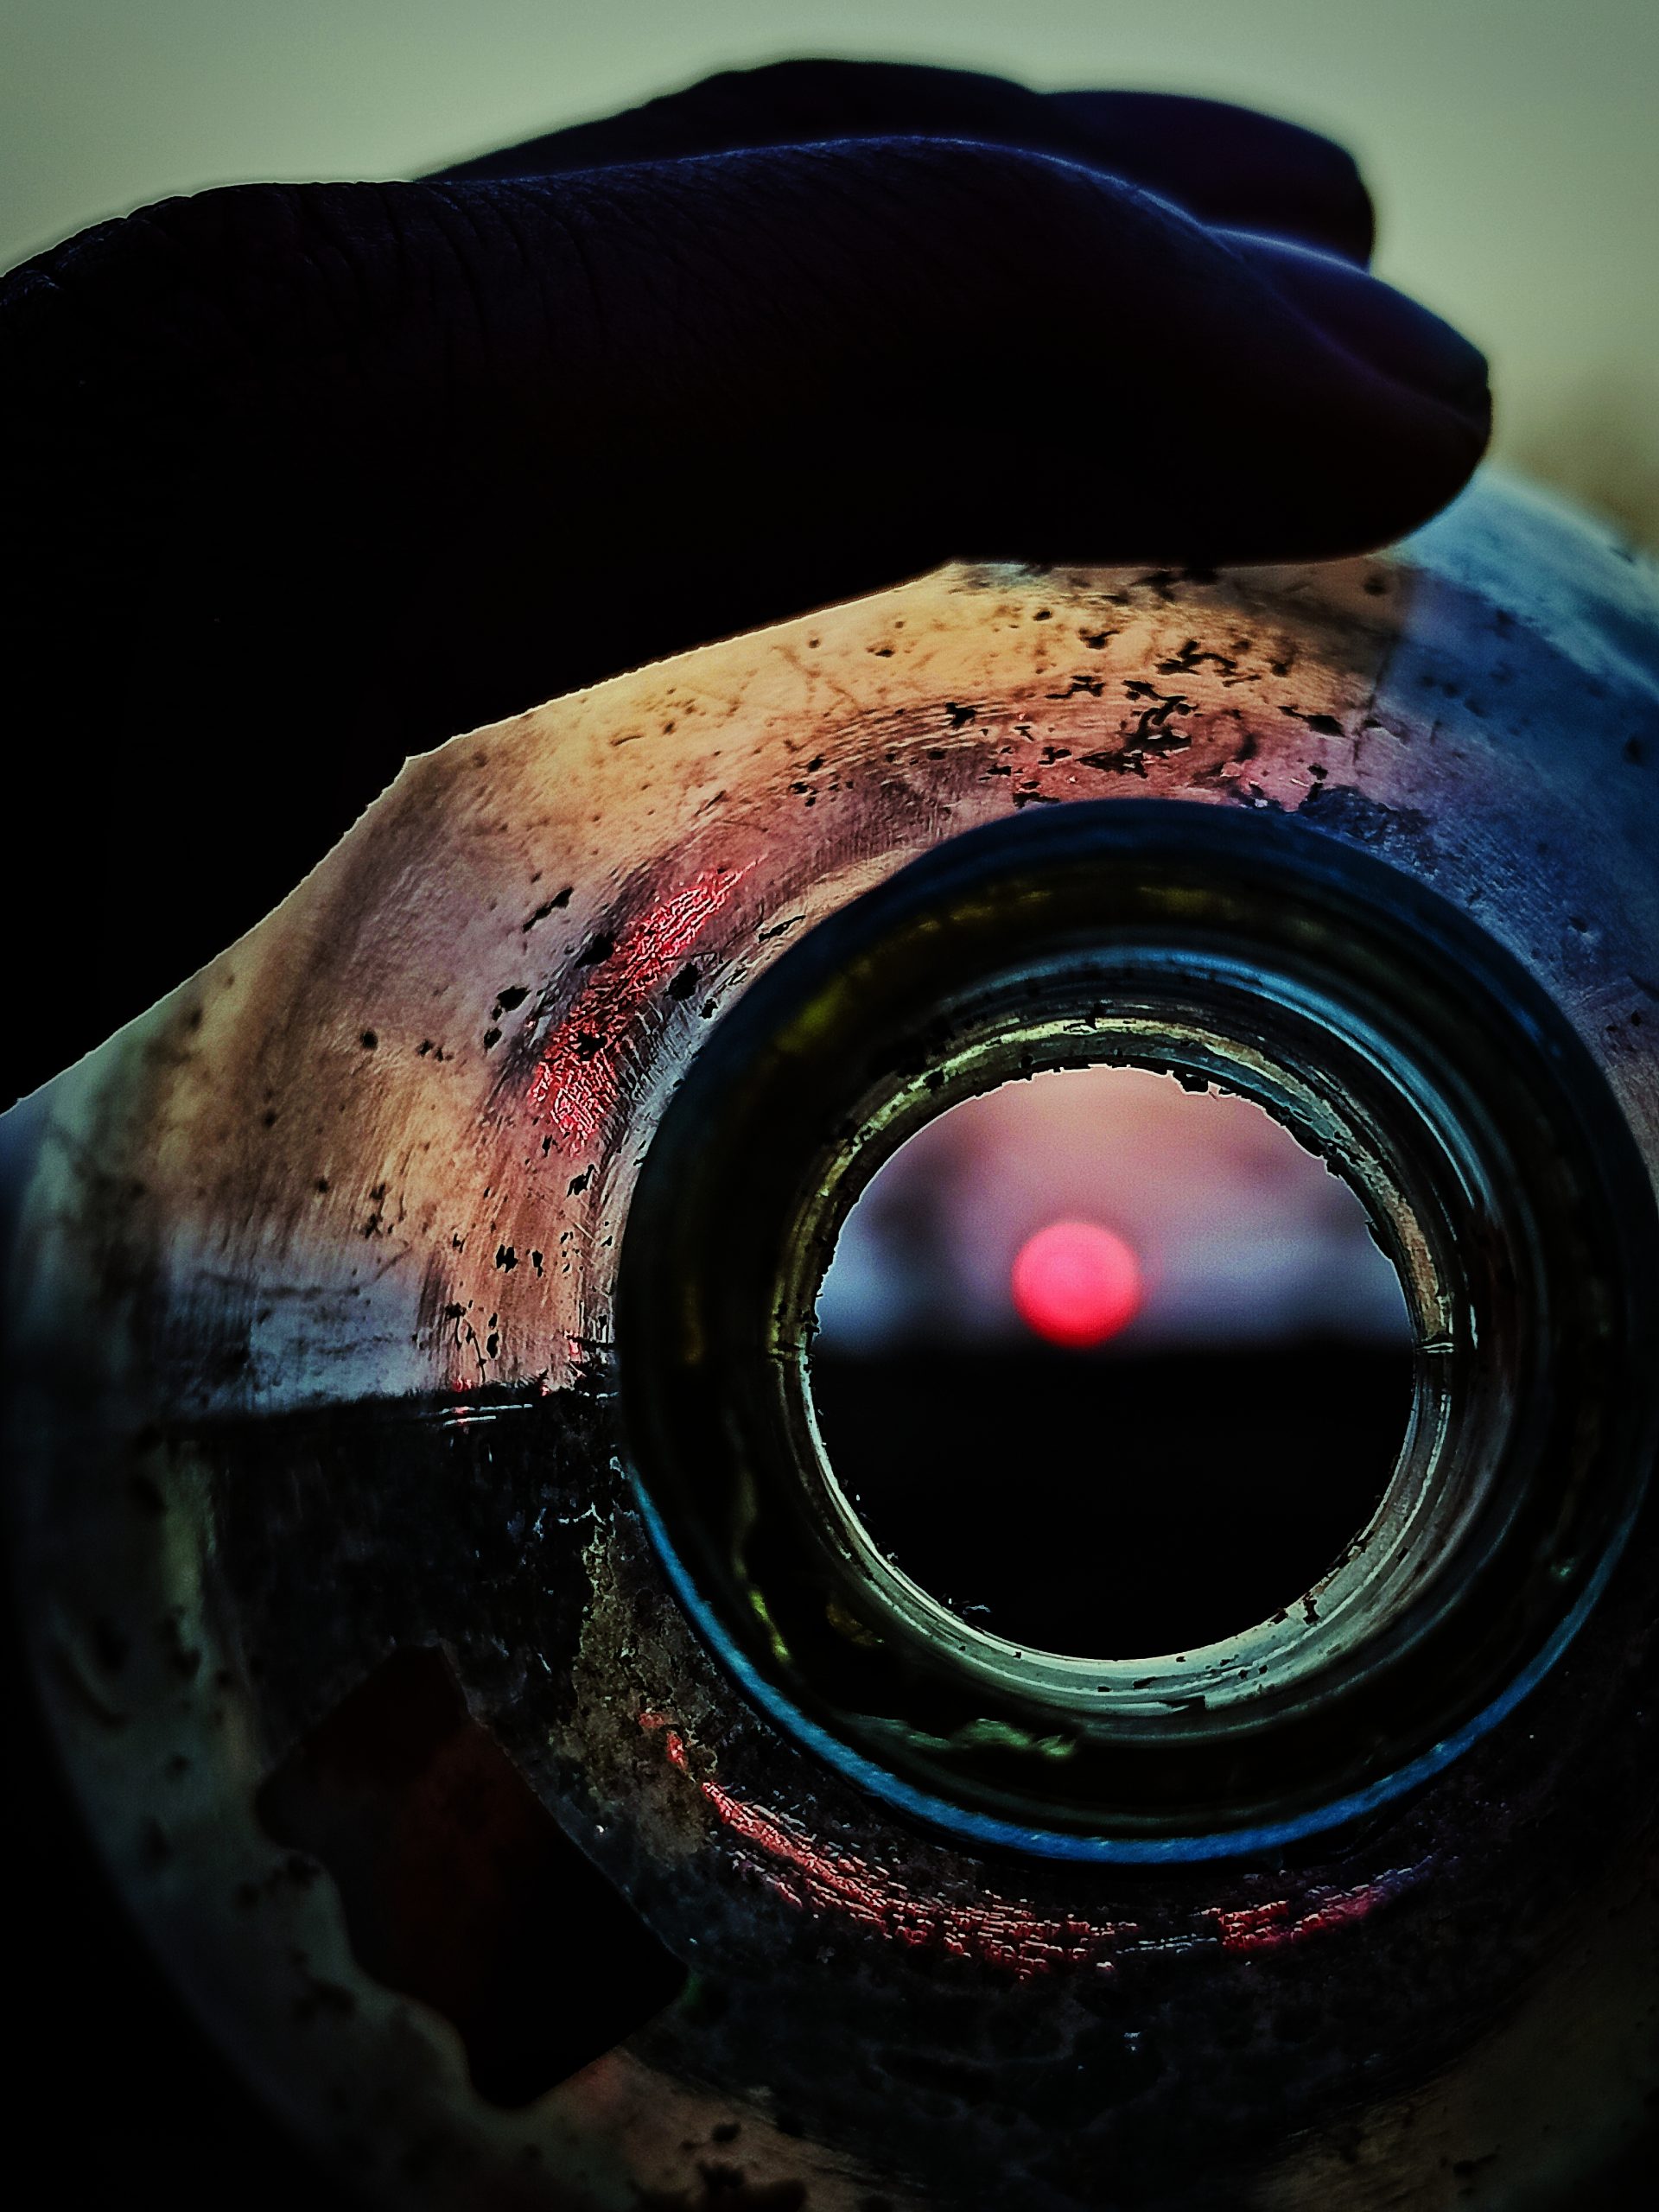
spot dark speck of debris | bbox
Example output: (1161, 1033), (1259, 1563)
(495, 985), (529, 1013)
(945, 702), (977, 728)
(359, 1031), (378, 1051)
(293, 1977), (357, 2024)
(1157, 637), (1236, 677)
(1452, 2152), (1499, 2179)
(523, 887), (574, 931)
(1363, 575), (1389, 596)
(1299, 782), (1431, 855)
(569, 1166), (593, 1196)
(577, 931), (615, 966)
(494, 1244), (518, 1271)
(157, 1617), (202, 1679)
(483, 1027), (502, 1050)
(711, 2122), (741, 2145)
(1280, 704), (1344, 736)
(1624, 735), (1647, 766)
(669, 963), (700, 1001)
(262, 1109), (278, 1128)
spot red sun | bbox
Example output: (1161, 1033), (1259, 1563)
(1011, 1220), (1143, 1348)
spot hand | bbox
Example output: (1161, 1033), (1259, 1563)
(0, 58), (1489, 1105)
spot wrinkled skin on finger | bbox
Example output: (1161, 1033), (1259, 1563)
(437, 58), (1379, 262)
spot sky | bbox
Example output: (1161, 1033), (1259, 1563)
(816, 1067), (1411, 1351)
(4, 0), (1656, 546)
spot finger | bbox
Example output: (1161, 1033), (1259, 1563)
(1046, 91), (1373, 264)
(434, 57), (1374, 264)
(1220, 229), (1487, 416)
(1, 142), (1484, 1100)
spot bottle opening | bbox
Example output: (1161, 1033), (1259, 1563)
(810, 1065), (1414, 1660)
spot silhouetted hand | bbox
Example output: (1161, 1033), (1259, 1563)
(0, 59), (1490, 1103)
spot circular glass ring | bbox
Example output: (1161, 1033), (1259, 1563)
(616, 801), (1659, 1860)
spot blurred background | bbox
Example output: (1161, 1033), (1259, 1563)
(810, 1067), (1414, 1656)
(4, 0), (1656, 549)
(816, 1066), (1410, 1351)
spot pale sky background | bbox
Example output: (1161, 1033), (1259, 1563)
(4, 0), (1656, 545)
(816, 1068), (1410, 1351)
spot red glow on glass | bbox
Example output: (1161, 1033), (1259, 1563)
(1011, 1220), (1142, 1347)
(527, 864), (747, 1147)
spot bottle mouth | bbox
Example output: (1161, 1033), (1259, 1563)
(616, 801), (1659, 1861)
(807, 1058), (1415, 1665)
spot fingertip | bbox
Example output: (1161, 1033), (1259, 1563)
(1221, 228), (1491, 434)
